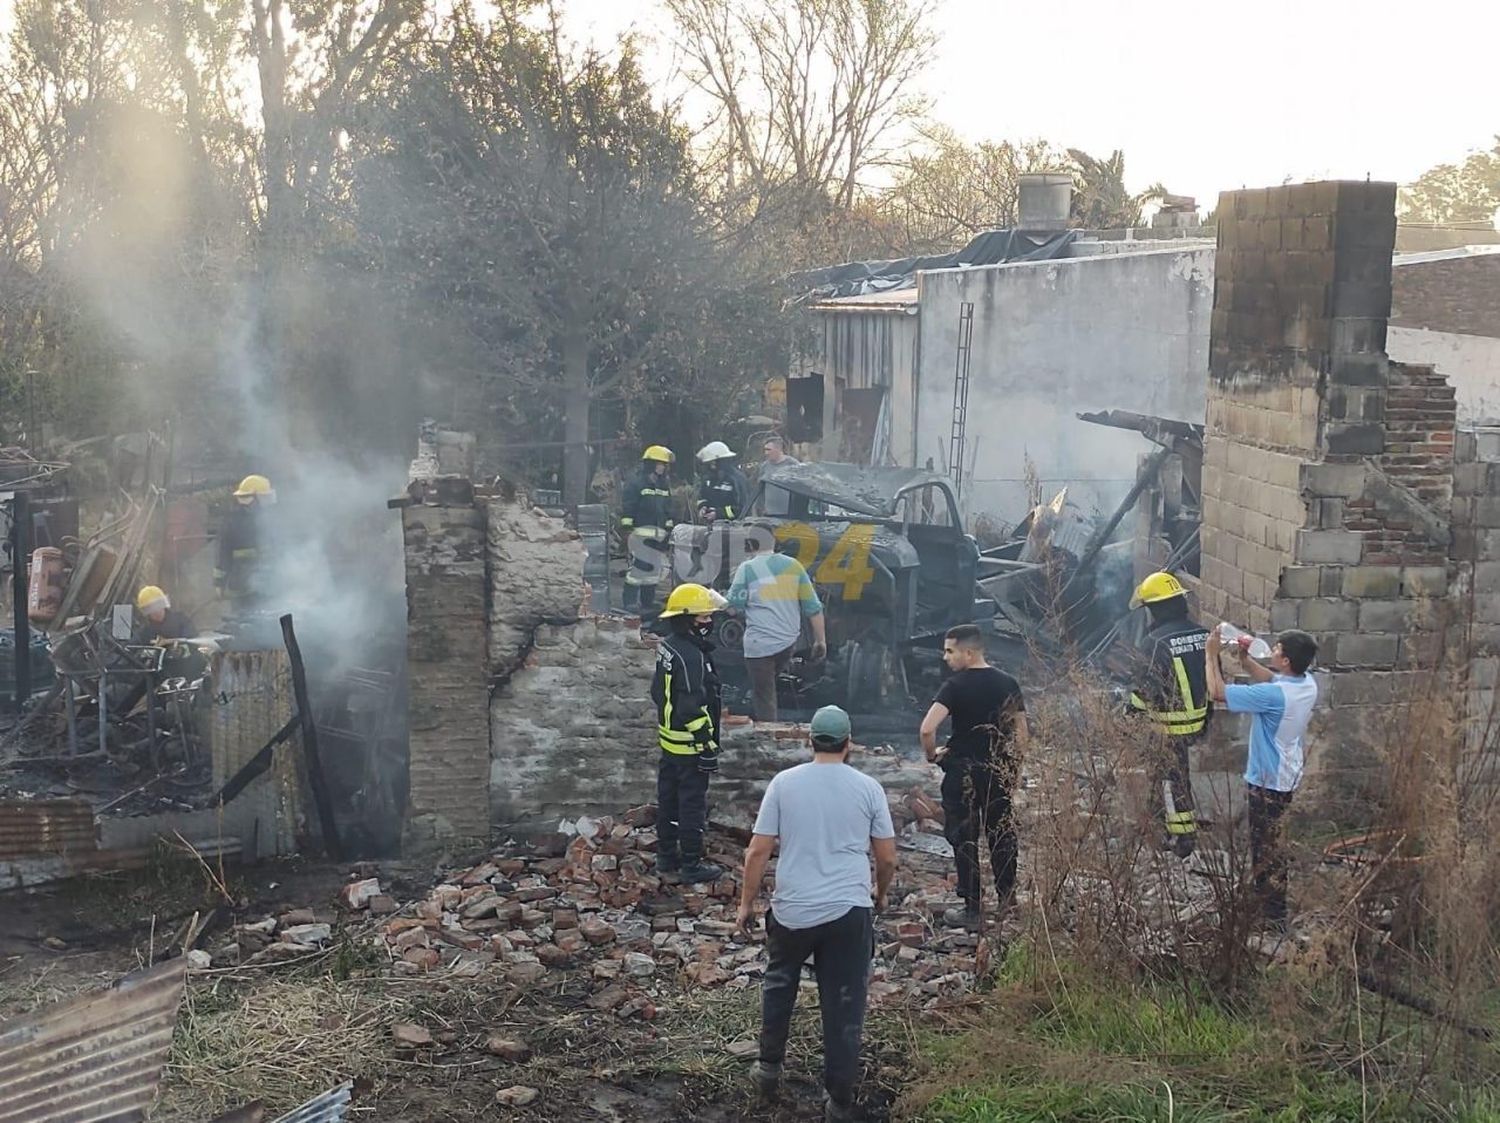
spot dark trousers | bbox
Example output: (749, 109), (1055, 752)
(940, 755), (1017, 906)
(1248, 783), (1294, 921)
(656, 754), (709, 864)
(759, 906), (874, 1108)
(744, 645), (793, 721)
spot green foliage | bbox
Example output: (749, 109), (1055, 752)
(908, 944), (1498, 1123)
(1068, 148), (1165, 230)
(1401, 139), (1500, 225)
(346, 4), (789, 497)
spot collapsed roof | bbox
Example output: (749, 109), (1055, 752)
(760, 461), (952, 519)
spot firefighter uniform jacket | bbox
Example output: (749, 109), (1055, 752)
(1129, 618), (1211, 740)
(215, 503), (267, 599)
(698, 466), (750, 521)
(621, 467), (675, 537)
(651, 632), (722, 759)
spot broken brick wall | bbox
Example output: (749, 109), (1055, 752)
(483, 510), (933, 833)
(1199, 181), (1469, 801)
(1451, 428), (1500, 792)
(489, 613), (660, 830)
(403, 498), (491, 852)
(402, 430), (955, 846)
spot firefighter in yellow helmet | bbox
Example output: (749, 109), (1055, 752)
(133, 585), (196, 643)
(1126, 571), (1211, 857)
(651, 583), (729, 884)
(216, 474), (276, 612)
(620, 447), (676, 615)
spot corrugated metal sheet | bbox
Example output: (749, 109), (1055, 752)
(0, 959), (187, 1123)
(0, 799), (97, 860)
(272, 1082), (353, 1123)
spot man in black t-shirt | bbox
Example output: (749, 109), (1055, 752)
(919, 624), (1029, 929)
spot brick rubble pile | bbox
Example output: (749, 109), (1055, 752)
(347, 799), (997, 1012)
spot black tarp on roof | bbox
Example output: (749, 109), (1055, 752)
(788, 228), (1080, 306)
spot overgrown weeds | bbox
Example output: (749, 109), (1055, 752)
(907, 596), (1500, 1119)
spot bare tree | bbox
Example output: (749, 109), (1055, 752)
(882, 125), (1067, 251)
(665, 0), (938, 223)
(246, 0), (420, 240)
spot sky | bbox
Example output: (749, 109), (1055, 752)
(556, 0), (1500, 212)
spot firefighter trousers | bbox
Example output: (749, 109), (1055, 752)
(1149, 736), (1198, 849)
(656, 754), (710, 864)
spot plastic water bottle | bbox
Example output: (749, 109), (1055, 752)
(1218, 622), (1272, 660)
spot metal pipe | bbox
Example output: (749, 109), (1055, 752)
(64, 679), (77, 756)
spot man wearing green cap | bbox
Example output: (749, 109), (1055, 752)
(737, 705), (897, 1121)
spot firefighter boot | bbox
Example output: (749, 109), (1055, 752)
(656, 848), (681, 882)
(679, 858), (724, 885)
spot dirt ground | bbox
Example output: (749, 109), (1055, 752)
(0, 853), (927, 1122)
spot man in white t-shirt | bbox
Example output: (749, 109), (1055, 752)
(736, 706), (897, 1121)
(1205, 627), (1319, 927)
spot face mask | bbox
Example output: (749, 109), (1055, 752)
(693, 619), (714, 641)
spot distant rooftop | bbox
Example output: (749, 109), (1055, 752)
(1392, 244), (1500, 267)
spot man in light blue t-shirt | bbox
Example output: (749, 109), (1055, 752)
(727, 521), (827, 721)
(737, 706), (896, 1121)
(1205, 626), (1320, 926)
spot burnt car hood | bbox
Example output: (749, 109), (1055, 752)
(760, 462), (951, 518)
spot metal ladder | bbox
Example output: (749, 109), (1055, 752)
(949, 301), (975, 498)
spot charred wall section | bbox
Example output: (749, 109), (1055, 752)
(401, 449), (938, 847)
(1199, 180), (1500, 801)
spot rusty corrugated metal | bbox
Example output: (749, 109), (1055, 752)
(0, 799), (97, 860)
(271, 1081), (353, 1123)
(0, 959), (187, 1123)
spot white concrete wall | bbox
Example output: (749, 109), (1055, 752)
(916, 247), (1215, 524)
(1388, 327), (1500, 425)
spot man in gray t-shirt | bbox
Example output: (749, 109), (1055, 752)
(737, 705), (896, 1120)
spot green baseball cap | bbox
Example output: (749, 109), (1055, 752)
(809, 704), (852, 746)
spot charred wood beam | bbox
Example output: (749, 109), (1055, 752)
(1066, 446), (1172, 591)
(280, 614), (342, 859)
(210, 715), (300, 806)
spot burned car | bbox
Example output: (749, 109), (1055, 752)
(669, 462), (987, 710)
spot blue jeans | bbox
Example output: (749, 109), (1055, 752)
(759, 905), (874, 1107)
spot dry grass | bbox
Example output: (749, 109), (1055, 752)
(900, 588), (1500, 1120)
(158, 975), (406, 1121)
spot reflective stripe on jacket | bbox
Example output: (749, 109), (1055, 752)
(1128, 620), (1211, 737)
(621, 467), (675, 533)
(651, 633), (721, 756)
